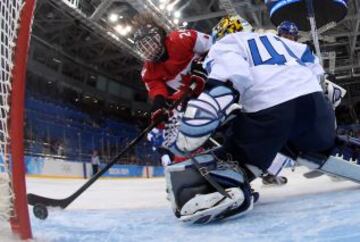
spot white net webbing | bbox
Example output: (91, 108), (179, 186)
(0, 0), (24, 224)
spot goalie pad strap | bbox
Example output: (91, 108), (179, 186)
(190, 156), (231, 199)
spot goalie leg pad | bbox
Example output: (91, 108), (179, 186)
(165, 153), (253, 224)
(180, 187), (253, 224)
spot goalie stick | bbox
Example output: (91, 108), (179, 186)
(27, 88), (192, 210)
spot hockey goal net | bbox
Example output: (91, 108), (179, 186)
(0, 0), (36, 240)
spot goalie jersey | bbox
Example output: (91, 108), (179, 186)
(204, 32), (324, 113)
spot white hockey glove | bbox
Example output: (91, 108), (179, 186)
(170, 85), (241, 155)
(323, 79), (346, 109)
(147, 109), (183, 151)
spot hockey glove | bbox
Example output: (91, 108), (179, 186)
(189, 75), (205, 98)
(190, 57), (207, 97)
(170, 84), (241, 155)
(191, 57), (207, 80)
(151, 95), (171, 126)
(147, 128), (165, 149)
(323, 79), (346, 109)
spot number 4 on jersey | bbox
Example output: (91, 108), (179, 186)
(248, 36), (303, 66)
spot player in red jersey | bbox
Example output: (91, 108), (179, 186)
(133, 14), (212, 165)
(133, 14), (211, 123)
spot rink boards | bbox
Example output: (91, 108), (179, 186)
(21, 155), (164, 179)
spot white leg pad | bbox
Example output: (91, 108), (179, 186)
(179, 187), (251, 224)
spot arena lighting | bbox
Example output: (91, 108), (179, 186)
(108, 13), (118, 23)
(174, 11), (181, 18)
(107, 31), (120, 41)
(159, 4), (166, 10)
(166, 4), (174, 11)
(173, 18), (179, 24)
(114, 25), (132, 36)
(52, 57), (61, 63)
(182, 21), (188, 27)
(165, 0), (180, 12)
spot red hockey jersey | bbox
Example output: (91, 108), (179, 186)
(141, 29), (211, 100)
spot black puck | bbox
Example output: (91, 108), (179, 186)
(33, 204), (48, 220)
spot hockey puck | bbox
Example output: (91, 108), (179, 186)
(33, 204), (48, 220)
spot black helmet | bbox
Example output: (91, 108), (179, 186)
(134, 24), (166, 61)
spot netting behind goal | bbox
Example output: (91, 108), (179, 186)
(0, 0), (36, 240)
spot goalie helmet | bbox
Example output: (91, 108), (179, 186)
(134, 23), (166, 61)
(212, 15), (253, 42)
(277, 21), (299, 41)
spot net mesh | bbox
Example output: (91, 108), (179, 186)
(0, 0), (24, 225)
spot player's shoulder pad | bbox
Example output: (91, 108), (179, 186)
(278, 36), (310, 58)
(209, 33), (243, 56)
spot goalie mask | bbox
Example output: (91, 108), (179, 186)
(134, 24), (166, 61)
(212, 15), (253, 42)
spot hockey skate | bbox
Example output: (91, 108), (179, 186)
(262, 174), (288, 186)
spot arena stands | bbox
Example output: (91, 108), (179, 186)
(24, 94), (160, 166)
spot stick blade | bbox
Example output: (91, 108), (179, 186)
(303, 170), (324, 179)
(27, 193), (69, 209)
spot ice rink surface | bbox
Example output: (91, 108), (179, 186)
(7, 167), (360, 242)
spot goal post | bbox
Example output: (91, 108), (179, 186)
(0, 0), (36, 240)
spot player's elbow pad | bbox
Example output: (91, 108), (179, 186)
(172, 85), (241, 154)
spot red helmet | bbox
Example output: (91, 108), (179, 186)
(134, 24), (166, 61)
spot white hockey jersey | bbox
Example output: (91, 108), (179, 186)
(203, 32), (324, 112)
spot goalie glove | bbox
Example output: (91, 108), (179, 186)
(170, 84), (241, 155)
(323, 79), (346, 109)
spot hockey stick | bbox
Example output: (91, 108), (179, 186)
(303, 170), (324, 179)
(27, 90), (191, 210)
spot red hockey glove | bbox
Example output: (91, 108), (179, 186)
(189, 74), (205, 97)
(151, 108), (169, 123)
(189, 57), (207, 97)
(151, 95), (170, 127)
(190, 58), (208, 80)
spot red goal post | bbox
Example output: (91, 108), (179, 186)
(0, 0), (36, 240)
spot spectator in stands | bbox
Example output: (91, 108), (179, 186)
(57, 141), (64, 156)
(91, 150), (100, 175)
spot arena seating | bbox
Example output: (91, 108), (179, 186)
(24, 95), (160, 165)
